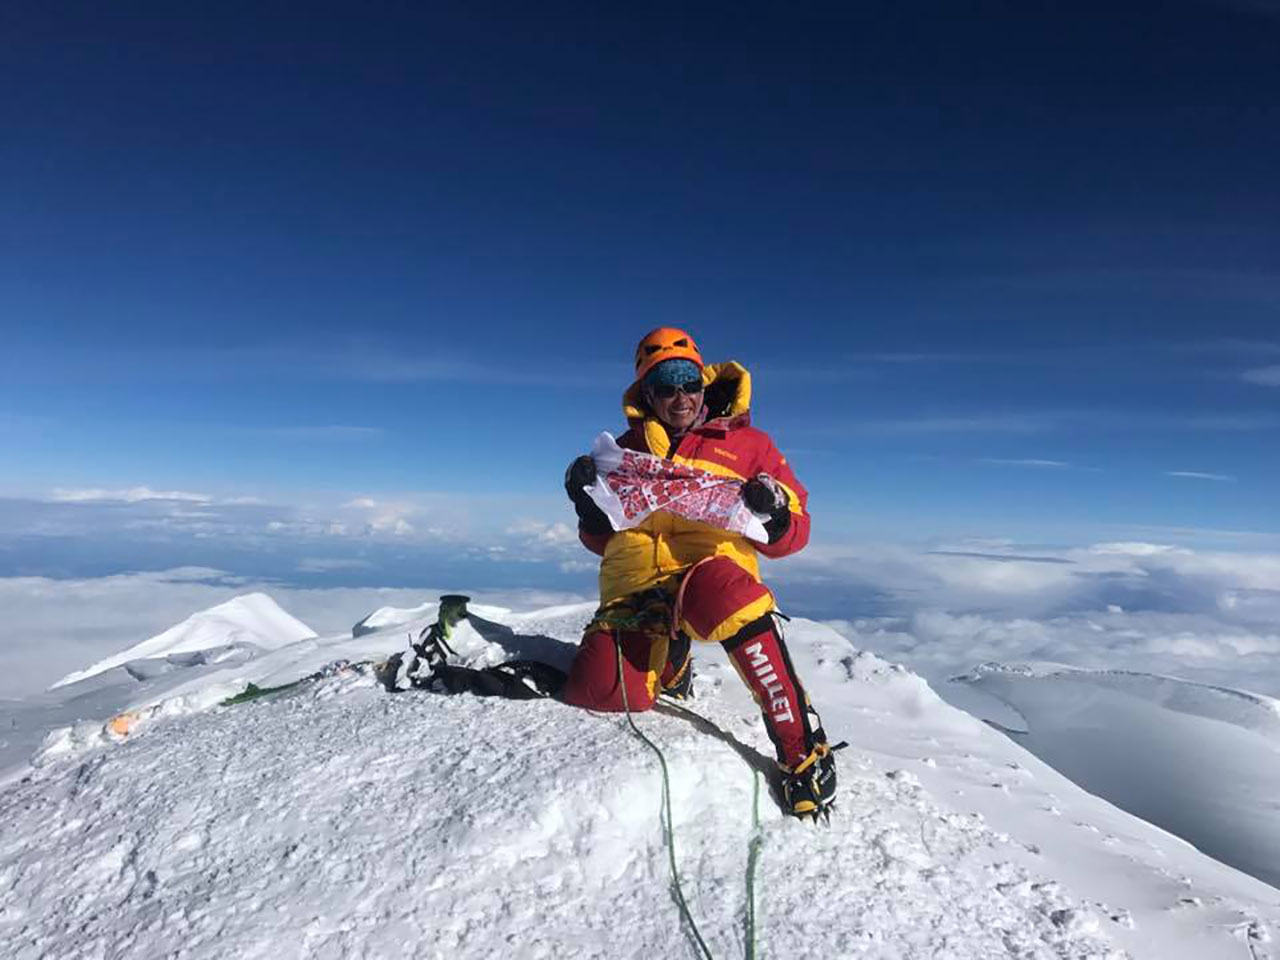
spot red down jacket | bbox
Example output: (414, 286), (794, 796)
(580, 360), (810, 614)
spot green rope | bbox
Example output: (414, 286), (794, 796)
(610, 623), (766, 960)
(657, 699), (764, 960)
(615, 636), (716, 960)
(744, 770), (762, 960)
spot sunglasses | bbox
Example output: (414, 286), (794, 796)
(649, 380), (705, 399)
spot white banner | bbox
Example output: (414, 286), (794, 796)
(585, 432), (769, 543)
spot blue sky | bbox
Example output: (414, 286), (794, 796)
(2, 1), (1278, 604)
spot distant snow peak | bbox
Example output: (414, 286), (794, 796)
(50, 592), (316, 689)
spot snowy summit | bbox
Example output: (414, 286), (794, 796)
(2, 593), (1279, 958)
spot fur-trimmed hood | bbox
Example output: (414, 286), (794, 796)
(622, 361), (753, 456)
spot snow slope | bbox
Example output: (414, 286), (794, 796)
(50, 593), (316, 689)
(2, 598), (1279, 958)
(955, 662), (1280, 891)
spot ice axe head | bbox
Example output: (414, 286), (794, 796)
(437, 594), (471, 627)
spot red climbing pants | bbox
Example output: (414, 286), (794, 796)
(558, 556), (816, 769)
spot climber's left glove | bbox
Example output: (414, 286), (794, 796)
(742, 473), (792, 544)
(565, 455), (613, 536)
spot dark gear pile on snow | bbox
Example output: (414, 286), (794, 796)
(378, 595), (566, 700)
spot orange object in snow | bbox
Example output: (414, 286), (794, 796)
(107, 711), (139, 737)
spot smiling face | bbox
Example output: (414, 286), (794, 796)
(645, 379), (705, 432)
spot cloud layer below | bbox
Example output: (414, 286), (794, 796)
(779, 540), (1280, 705)
(6, 532), (1280, 708)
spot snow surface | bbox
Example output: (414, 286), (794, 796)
(49, 593), (316, 689)
(956, 662), (1280, 891)
(3, 595), (1279, 958)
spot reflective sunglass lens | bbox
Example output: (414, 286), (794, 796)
(652, 380), (703, 399)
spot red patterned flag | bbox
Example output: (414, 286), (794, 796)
(585, 433), (769, 542)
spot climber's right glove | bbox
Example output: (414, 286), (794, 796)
(564, 455), (612, 535)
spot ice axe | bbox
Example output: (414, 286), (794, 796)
(411, 594), (471, 664)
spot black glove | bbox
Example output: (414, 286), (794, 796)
(564, 455), (612, 535)
(565, 454), (597, 492)
(742, 473), (791, 544)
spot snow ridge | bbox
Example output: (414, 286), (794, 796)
(957, 661), (1280, 734)
(956, 661), (1280, 891)
(50, 593), (316, 689)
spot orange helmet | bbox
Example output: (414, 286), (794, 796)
(633, 327), (703, 382)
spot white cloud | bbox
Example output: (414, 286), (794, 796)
(979, 458), (1076, 469)
(329, 348), (624, 388)
(807, 409), (1280, 440)
(1167, 471), (1236, 482)
(1088, 541), (1181, 556)
(249, 426), (385, 441)
(1110, 523), (1280, 546)
(857, 351), (996, 365)
(52, 487), (213, 504)
(296, 558), (374, 573)
(773, 538), (1280, 703)
(1183, 338), (1280, 356)
(1182, 414), (1279, 430)
(505, 520), (579, 546)
(784, 538), (1280, 624)
(341, 498), (423, 537)
(0, 412), (54, 433)
(841, 415), (1051, 436)
(1208, 0), (1280, 21)
(9, 529), (1280, 714)
(3, 487), (580, 562)
(1242, 365), (1280, 386)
